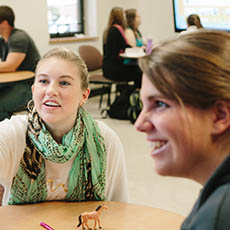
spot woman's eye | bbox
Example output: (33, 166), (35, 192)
(60, 81), (70, 86)
(39, 79), (47, 84)
(155, 100), (168, 108)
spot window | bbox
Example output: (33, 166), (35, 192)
(47, 0), (84, 38)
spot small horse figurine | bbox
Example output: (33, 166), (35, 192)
(77, 204), (108, 230)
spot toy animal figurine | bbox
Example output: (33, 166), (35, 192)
(77, 204), (108, 230)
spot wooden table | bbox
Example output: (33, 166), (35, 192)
(0, 201), (184, 230)
(0, 71), (34, 83)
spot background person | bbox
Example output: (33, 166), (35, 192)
(103, 7), (142, 89)
(0, 6), (41, 121)
(180, 14), (203, 35)
(0, 47), (128, 206)
(0, 6), (40, 72)
(125, 8), (143, 48)
(135, 30), (230, 229)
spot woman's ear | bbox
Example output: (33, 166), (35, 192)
(80, 88), (90, 106)
(31, 84), (34, 93)
(212, 101), (230, 135)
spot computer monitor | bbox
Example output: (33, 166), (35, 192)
(172, 0), (230, 32)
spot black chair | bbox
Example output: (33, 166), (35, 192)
(78, 45), (128, 109)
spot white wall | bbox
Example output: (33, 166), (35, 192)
(0, 0), (50, 55)
(0, 0), (176, 56)
(138, 0), (175, 40)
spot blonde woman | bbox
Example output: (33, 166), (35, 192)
(0, 48), (128, 206)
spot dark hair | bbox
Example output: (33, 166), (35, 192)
(103, 7), (126, 44)
(187, 14), (203, 29)
(139, 30), (230, 109)
(36, 47), (89, 90)
(0, 6), (15, 27)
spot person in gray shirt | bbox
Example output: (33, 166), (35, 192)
(0, 5), (40, 121)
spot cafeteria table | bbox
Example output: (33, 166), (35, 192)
(0, 201), (185, 230)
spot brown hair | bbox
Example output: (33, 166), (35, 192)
(125, 8), (136, 30)
(125, 8), (141, 40)
(187, 14), (203, 29)
(103, 7), (126, 44)
(0, 6), (15, 27)
(35, 47), (89, 90)
(139, 30), (230, 109)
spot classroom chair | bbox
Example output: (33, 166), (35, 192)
(78, 45), (127, 109)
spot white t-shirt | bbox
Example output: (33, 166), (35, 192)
(179, 25), (198, 36)
(0, 115), (128, 206)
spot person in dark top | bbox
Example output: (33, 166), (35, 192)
(135, 30), (230, 230)
(0, 6), (40, 121)
(102, 7), (142, 89)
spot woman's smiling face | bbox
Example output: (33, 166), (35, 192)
(32, 57), (89, 133)
(135, 74), (214, 178)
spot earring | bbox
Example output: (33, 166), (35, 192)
(80, 101), (86, 106)
(27, 99), (35, 112)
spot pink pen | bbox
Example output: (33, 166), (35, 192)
(40, 221), (55, 230)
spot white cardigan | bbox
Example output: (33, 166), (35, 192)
(0, 115), (128, 206)
(179, 25), (198, 36)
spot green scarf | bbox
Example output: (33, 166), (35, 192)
(8, 106), (106, 205)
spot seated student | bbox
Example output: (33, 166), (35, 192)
(0, 6), (41, 121)
(102, 7), (142, 89)
(0, 47), (128, 206)
(125, 8), (144, 48)
(135, 30), (230, 229)
(180, 14), (203, 36)
(124, 8), (144, 67)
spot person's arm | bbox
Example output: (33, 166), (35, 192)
(0, 52), (26, 72)
(97, 120), (129, 202)
(0, 115), (27, 206)
(0, 116), (27, 185)
(125, 28), (136, 47)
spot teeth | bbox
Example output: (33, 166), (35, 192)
(150, 141), (167, 151)
(45, 101), (60, 107)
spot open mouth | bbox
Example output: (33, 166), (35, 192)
(150, 141), (167, 152)
(44, 101), (61, 107)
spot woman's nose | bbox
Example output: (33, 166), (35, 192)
(135, 110), (154, 132)
(47, 82), (58, 96)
